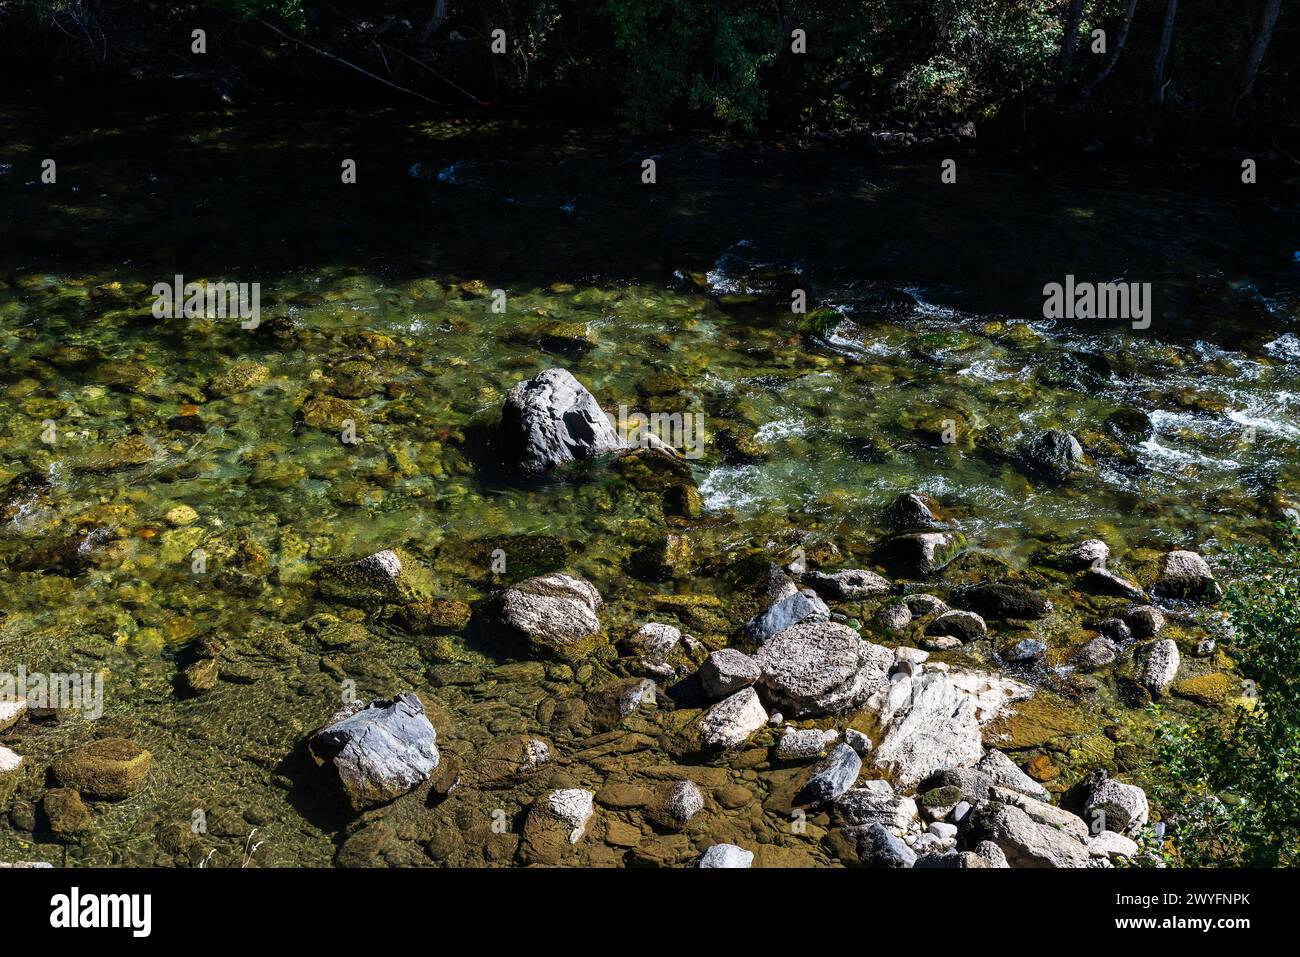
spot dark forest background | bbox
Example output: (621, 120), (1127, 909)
(1, 1), (1296, 151)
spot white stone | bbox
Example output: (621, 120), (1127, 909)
(547, 788), (595, 843)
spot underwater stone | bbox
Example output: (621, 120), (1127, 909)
(206, 360), (269, 398)
(1017, 429), (1085, 482)
(1005, 638), (1048, 663)
(498, 368), (623, 476)
(43, 788), (93, 839)
(52, 738), (152, 800)
(547, 788), (595, 843)
(0, 700), (26, 733)
(311, 692), (440, 809)
(318, 549), (434, 609)
(493, 573), (604, 659)
(665, 780), (705, 826)
(698, 844), (753, 868)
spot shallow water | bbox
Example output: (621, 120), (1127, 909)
(1, 96), (1297, 866)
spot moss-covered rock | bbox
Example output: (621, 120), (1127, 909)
(628, 533), (692, 581)
(399, 598), (473, 633)
(1172, 672), (1235, 706)
(207, 360), (269, 398)
(317, 549), (434, 609)
(52, 738), (152, 800)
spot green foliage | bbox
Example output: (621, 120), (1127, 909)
(603, 0), (772, 132)
(1152, 523), (1300, 867)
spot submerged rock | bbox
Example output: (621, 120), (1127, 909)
(1017, 429), (1085, 482)
(664, 780), (705, 826)
(493, 573), (604, 659)
(754, 621), (891, 717)
(318, 549), (434, 609)
(498, 368), (623, 476)
(519, 788), (595, 864)
(310, 692), (440, 809)
(51, 738), (152, 800)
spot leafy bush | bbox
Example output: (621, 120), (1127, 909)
(1153, 523), (1300, 867)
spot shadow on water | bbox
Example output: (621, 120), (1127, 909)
(1, 94), (1295, 344)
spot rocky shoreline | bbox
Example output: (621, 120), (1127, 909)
(8, 364), (1229, 868)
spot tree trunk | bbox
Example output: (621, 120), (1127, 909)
(1233, 0), (1283, 105)
(1054, 0), (1087, 94)
(1079, 0), (1138, 98)
(1151, 0), (1179, 107)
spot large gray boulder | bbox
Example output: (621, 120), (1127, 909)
(869, 667), (1033, 792)
(853, 823), (917, 868)
(499, 368), (623, 475)
(493, 573), (603, 659)
(976, 749), (1050, 801)
(753, 621), (891, 717)
(964, 800), (1089, 868)
(1155, 550), (1221, 601)
(311, 692), (441, 808)
(699, 648), (761, 699)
